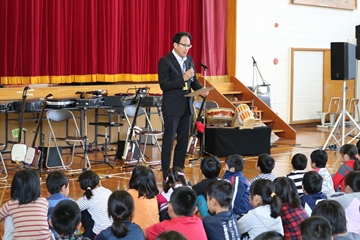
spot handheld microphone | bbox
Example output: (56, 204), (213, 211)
(200, 62), (208, 69)
(190, 62), (194, 82)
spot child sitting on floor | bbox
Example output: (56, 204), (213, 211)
(95, 190), (144, 240)
(286, 153), (307, 196)
(310, 149), (335, 196)
(157, 166), (189, 221)
(250, 153), (276, 184)
(333, 144), (360, 192)
(146, 187), (207, 240)
(77, 170), (112, 240)
(300, 216), (332, 240)
(238, 179), (283, 239)
(222, 154), (252, 216)
(127, 165), (159, 229)
(300, 171), (327, 216)
(192, 156), (221, 218)
(202, 179), (240, 240)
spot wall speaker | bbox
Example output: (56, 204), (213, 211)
(331, 42), (356, 80)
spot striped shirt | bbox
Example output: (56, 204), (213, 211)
(76, 186), (112, 234)
(250, 173), (276, 184)
(0, 197), (52, 240)
(287, 170), (306, 195)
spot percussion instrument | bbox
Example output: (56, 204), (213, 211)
(76, 90), (108, 99)
(13, 98), (44, 111)
(46, 98), (76, 109)
(236, 104), (255, 126)
(207, 108), (235, 127)
(0, 101), (14, 112)
(75, 98), (104, 108)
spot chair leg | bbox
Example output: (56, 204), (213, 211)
(0, 152), (8, 179)
(317, 113), (329, 128)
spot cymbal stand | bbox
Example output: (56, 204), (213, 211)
(252, 56), (270, 107)
(322, 80), (360, 150)
(190, 63), (212, 166)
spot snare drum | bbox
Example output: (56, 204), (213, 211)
(236, 104), (255, 126)
(207, 108), (235, 127)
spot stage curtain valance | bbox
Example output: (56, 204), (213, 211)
(0, 0), (228, 84)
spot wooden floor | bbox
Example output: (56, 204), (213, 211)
(0, 123), (357, 232)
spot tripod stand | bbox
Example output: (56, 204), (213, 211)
(189, 63), (213, 166)
(322, 80), (360, 150)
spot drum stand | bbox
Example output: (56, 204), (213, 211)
(322, 80), (360, 150)
(189, 63), (212, 166)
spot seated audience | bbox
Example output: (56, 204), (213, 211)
(333, 144), (360, 192)
(274, 177), (308, 240)
(286, 153), (307, 196)
(300, 216), (332, 240)
(192, 156), (221, 218)
(95, 190), (144, 240)
(156, 231), (187, 240)
(253, 231), (284, 240)
(127, 165), (159, 228)
(223, 154), (252, 216)
(300, 171), (327, 215)
(146, 187), (207, 240)
(50, 199), (90, 240)
(250, 153), (276, 184)
(238, 179), (283, 239)
(202, 179), (240, 240)
(310, 149), (336, 196)
(331, 171), (360, 235)
(312, 200), (360, 240)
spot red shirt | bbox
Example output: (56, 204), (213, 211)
(146, 215), (207, 240)
(280, 202), (308, 240)
(332, 160), (354, 191)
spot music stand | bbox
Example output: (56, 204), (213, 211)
(185, 82), (214, 166)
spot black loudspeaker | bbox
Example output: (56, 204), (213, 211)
(43, 146), (62, 168)
(331, 42), (356, 80)
(116, 140), (140, 160)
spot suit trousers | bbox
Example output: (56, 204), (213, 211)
(161, 112), (191, 180)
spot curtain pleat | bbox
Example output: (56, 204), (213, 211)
(0, 0), (227, 84)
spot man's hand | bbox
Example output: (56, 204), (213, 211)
(200, 91), (209, 97)
(183, 68), (194, 81)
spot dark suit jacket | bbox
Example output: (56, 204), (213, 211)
(158, 52), (203, 117)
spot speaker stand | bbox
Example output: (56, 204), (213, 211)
(322, 80), (360, 150)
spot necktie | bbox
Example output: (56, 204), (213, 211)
(182, 62), (188, 90)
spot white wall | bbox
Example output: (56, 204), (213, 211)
(236, 0), (360, 123)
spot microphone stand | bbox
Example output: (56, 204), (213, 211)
(190, 63), (212, 166)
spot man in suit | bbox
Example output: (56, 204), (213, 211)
(158, 32), (208, 180)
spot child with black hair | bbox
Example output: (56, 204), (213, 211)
(0, 169), (52, 239)
(331, 171), (360, 234)
(50, 199), (90, 240)
(192, 156), (221, 218)
(46, 171), (72, 238)
(274, 177), (308, 240)
(300, 171), (327, 215)
(127, 165), (159, 229)
(238, 179), (283, 239)
(300, 216), (332, 240)
(333, 144), (360, 192)
(157, 166), (189, 221)
(77, 170), (112, 240)
(156, 231), (187, 240)
(223, 154), (252, 216)
(146, 187), (207, 240)
(250, 153), (276, 184)
(312, 200), (360, 239)
(202, 179), (240, 240)
(253, 231), (284, 240)
(310, 149), (335, 196)
(286, 153), (307, 196)
(95, 190), (144, 240)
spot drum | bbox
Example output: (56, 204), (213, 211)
(207, 108), (235, 127)
(236, 104), (255, 126)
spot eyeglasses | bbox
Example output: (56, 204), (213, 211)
(178, 43), (192, 48)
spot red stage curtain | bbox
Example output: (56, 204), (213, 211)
(0, 0), (227, 84)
